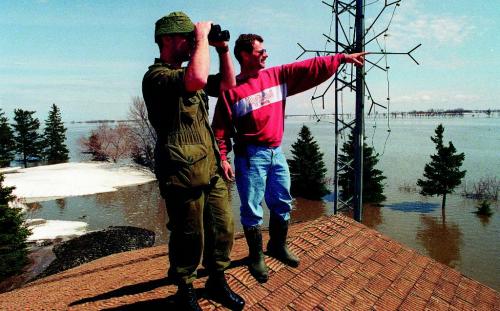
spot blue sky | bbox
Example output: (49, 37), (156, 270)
(0, 0), (498, 122)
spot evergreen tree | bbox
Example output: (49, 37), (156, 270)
(0, 174), (30, 281)
(417, 124), (466, 209)
(42, 104), (69, 163)
(0, 109), (15, 167)
(12, 109), (43, 168)
(339, 131), (386, 204)
(288, 125), (330, 199)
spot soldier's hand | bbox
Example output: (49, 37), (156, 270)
(194, 21), (212, 41)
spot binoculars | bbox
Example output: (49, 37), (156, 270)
(208, 24), (230, 42)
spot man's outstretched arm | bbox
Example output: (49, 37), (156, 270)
(344, 52), (368, 67)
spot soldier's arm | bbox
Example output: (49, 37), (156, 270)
(185, 22), (212, 92)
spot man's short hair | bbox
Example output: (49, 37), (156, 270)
(234, 34), (264, 64)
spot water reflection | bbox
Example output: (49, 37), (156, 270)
(25, 182), (169, 245)
(476, 214), (491, 227)
(56, 199), (66, 210)
(416, 215), (463, 268)
(291, 197), (328, 223)
(361, 204), (383, 229)
(26, 202), (43, 211)
(95, 182), (168, 244)
(341, 204), (383, 230)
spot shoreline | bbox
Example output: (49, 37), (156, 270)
(2, 161), (157, 246)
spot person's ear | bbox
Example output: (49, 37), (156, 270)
(241, 51), (251, 62)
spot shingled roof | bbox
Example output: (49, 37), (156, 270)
(0, 215), (498, 310)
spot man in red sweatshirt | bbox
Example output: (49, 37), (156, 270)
(212, 33), (366, 283)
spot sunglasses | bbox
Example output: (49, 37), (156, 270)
(256, 49), (267, 55)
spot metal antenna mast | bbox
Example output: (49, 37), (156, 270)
(297, 0), (420, 222)
(353, 0), (365, 222)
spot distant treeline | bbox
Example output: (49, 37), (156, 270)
(390, 108), (498, 118)
(285, 108), (499, 119)
(70, 108), (499, 123)
(70, 119), (135, 124)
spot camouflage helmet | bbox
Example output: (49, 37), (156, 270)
(155, 11), (194, 38)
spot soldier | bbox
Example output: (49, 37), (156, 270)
(142, 12), (244, 311)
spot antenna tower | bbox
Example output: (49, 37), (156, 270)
(297, 0), (420, 222)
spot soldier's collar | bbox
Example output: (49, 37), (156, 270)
(154, 58), (172, 66)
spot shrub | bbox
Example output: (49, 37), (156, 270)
(475, 200), (493, 217)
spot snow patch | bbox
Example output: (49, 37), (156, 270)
(0, 166), (21, 174)
(3, 162), (156, 203)
(26, 219), (89, 242)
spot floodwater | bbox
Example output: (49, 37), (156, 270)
(25, 115), (500, 290)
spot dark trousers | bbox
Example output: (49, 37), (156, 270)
(161, 175), (234, 285)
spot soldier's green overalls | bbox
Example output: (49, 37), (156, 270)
(142, 59), (234, 285)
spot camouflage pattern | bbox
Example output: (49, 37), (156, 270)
(163, 176), (234, 284)
(142, 59), (234, 285)
(155, 11), (194, 37)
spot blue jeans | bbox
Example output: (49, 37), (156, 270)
(234, 145), (292, 227)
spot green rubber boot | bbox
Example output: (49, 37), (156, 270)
(243, 225), (269, 283)
(267, 216), (299, 268)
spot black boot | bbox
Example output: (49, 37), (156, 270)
(176, 283), (201, 311)
(267, 216), (299, 267)
(205, 272), (245, 311)
(243, 225), (269, 283)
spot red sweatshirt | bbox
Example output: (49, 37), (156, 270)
(212, 54), (346, 160)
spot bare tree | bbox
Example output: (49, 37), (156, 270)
(128, 96), (156, 171)
(78, 97), (156, 167)
(79, 123), (132, 163)
(462, 177), (499, 201)
(79, 131), (108, 161)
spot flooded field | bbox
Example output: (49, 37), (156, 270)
(26, 116), (500, 290)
